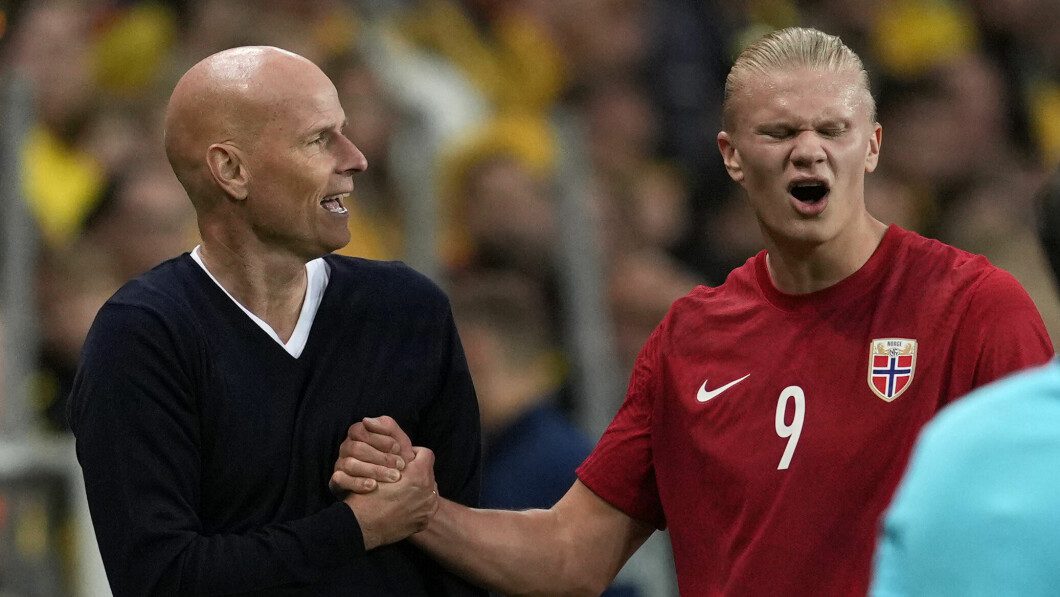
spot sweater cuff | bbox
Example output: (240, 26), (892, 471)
(311, 501), (366, 566)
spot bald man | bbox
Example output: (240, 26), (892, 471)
(69, 47), (485, 596)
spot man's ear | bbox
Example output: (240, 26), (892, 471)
(717, 131), (744, 183)
(865, 122), (883, 173)
(206, 143), (249, 200)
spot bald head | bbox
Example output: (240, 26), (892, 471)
(163, 46), (330, 209)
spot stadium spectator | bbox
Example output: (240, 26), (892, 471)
(0, 314), (5, 412)
(81, 158), (197, 282)
(33, 241), (122, 432)
(606, 249), (697, 373)
(448, 271), (582, 511)
(2, 2), (1059, 594)
(325, 50), (406, 261)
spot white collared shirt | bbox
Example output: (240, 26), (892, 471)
(190, 246), (330, 358)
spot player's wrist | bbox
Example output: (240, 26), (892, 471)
(416, 496), (452, 543)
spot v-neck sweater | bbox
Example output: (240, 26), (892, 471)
(188, 245), (329, 357)
(70, 253), (485, 596)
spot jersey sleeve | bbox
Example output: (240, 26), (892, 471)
(576, 320), (667, 529)
(946, 268), (1053, 402)
(70, 302), (364, 596)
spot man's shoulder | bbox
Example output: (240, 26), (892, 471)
(78, 255), (206, 378)
(108, 253), (199, 312)
(669, 253), (761, 313)
(894, 227), (995, 276)
(84, 255), (207, 343)
(324, 254), (423, 279)
(962, 358), (1060, 407)
(322, 255), (450, 309)
(920, 359), (1060, 453)
(889, 226), (1025, 300)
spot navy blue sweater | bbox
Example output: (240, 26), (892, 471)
(70, 254), (485, 596)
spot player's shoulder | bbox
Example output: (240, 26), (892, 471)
(894, 226), (1023, 293)
(644, 257), (760, 352)
(670, 253), (759, 311)
(927, 358), (1060, 442)
(895, 226), (997, 277)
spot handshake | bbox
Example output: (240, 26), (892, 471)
(329, 416), (438, 551)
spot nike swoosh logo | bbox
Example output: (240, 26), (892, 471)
(697, 374), (751, 402)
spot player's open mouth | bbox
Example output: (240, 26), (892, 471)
(788, 180), (829, 204)
(321, 193), (349, 214)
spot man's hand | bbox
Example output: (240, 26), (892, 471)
(331, 416), (416, 496)
(342, 445), (438, 550)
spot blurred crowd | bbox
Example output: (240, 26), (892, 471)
(0, 0), (1058, 449)
(0, 0), (1056, 593)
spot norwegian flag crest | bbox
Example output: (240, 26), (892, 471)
(868, 338), (917, 402)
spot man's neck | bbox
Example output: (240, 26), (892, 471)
(764, 216), (888, 295)
(198, 240), (309, 342)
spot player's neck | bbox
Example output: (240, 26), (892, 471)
(764, 217), (887, 295)
(198, 239), (309, 341)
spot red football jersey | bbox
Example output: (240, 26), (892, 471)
(577, 225), (1053, 596)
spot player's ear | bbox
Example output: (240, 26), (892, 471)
(206, 143), (250, 201)
(718, 131), (744, 182)
(864, 123), (882, 173)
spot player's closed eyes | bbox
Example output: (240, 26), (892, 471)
(759, 127), (795, 139)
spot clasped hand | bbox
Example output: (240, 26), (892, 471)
(331, 416), (435, 550)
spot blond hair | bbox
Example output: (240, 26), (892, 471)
(723, 27), (875, 128)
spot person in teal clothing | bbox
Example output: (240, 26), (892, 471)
(871, 166), (1060, 597)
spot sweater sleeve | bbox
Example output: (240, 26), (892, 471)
(70, 302), (364, 596)
(414, 302), (488, 596)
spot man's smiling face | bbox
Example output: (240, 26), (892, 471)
(241, 58), (368, 259)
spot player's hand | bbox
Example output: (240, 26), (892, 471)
(330, 416), (416, 496)
(343, 446), (438, 550)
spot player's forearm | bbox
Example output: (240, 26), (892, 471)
(412, 498), (605, 597)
